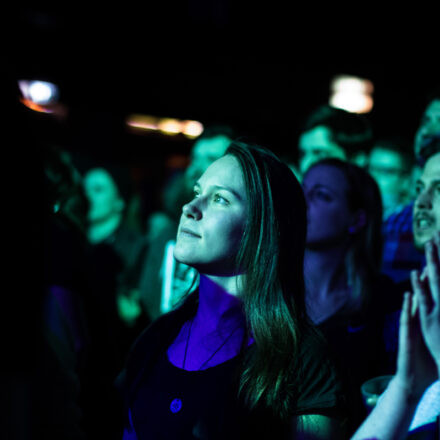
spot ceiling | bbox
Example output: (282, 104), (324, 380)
(6, 6), (440, 162)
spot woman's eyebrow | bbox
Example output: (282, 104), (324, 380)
(309, 183), (338, 195)
(194, 182), (243, 200)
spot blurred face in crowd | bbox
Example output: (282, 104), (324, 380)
(412, 153), (440, 251)
(302, 164), (354, 248)
(174, 155), (247, 275)
(368, 146), (408, 209)
(83, 168), (124, 224)
(184, 135), (232, 189)
(368, 147), (407, 197)
(414, 99), (440, 159)
(298, 126), (347, 177)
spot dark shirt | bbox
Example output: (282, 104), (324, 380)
(316, 274), (404, 432)
(132, 351), (239, 439)
(381, 202), (426, 283)
(118, 293), (347, 440)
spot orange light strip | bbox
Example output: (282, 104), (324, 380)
(126, 114), (204, 138)
(20, 98), (54, 113)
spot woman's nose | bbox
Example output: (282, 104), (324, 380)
(182, 199), (202, 220)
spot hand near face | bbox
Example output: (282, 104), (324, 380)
(350, 233), (440, 440)
(411, 232), (440, 375)
(395, 291), (437, 401)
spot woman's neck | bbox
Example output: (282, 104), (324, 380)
(87, 214), (122, 244)
(304, 245), (351, 324)
(194, 274), (245, 332)
(167, 274), (247, 370)
(304, 245), (348, 297)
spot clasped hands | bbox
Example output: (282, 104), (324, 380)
(395, 231), (440, 400)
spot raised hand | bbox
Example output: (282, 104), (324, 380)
(394, 289), (437, 401)
(412, 232), (440, 377)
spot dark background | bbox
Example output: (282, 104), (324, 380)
(1, 8), (439, 437)
(6, 6), (440, 165)
(4, 6), (440, 246)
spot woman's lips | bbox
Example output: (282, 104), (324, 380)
(179, 227), (201, 238)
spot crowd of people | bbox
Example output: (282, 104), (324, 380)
(9, 75), (440, 440)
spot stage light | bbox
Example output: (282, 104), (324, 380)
(181, 120), (204, 138)
(20, 99), (54, 113)
(158, 118), (181, 135)
(126, 114), (204, 138)
(126, 114), (159, 131)
(329, 75), (374, 114)
(18, 80), (59, 105)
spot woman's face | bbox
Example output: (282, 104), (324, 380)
(302, 164), (353, 248)
(83, 168), (123, 223)
(174, 155), (248, 275)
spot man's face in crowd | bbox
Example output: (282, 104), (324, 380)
(368, 147), (407, 197)
(414, 99), (440, 159)
(412, 153), (440, 251)
(298, 125), (347, 177)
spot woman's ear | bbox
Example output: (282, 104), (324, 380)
(348, 209), (367, 234)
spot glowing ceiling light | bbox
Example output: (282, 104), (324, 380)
(18, 80), (59, 105)
(330, 92), (374, 114)
(158, 118), (182, 135)
(126, 114), (204, 138)
(126, 114), (159, 131)
(181, 120), (204, 138)
(29, 81), (56, 104)
(329, 75), (374, 114)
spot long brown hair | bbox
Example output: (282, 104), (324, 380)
(307, 158), (383, 314)
(225, 141), (309, 419)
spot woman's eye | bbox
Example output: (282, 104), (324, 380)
(213, 194), (229, 205)
(315, 190), (332, 201)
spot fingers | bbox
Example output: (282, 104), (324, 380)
(425, 236), (440, 306)
(410, 271), (421, 316)
(414, 236), (440, 320)
(419, 265), (428, 283)
(435, 231), (440, 259)
(399, 292), (412, 347)
(397, 291), (419, 380)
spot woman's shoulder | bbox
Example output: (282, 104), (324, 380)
(298, 322), (332, 356)
(293, 323), (342, 388)
(127, 313), (175, 363)
(117, 294), (198, 392)
(291, 323), (347, 416)
(115, 311), (177, 393)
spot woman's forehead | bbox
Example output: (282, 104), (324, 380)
(84, 168), (115, 186)
(199, 155), (244, 188)
(303, 164), (349, 191)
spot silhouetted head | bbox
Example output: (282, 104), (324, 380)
(412, 135), (440, 251)
(414, 87), (440, 160)
(303, 158), (383, 310)
(298, 104), (373, 175)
